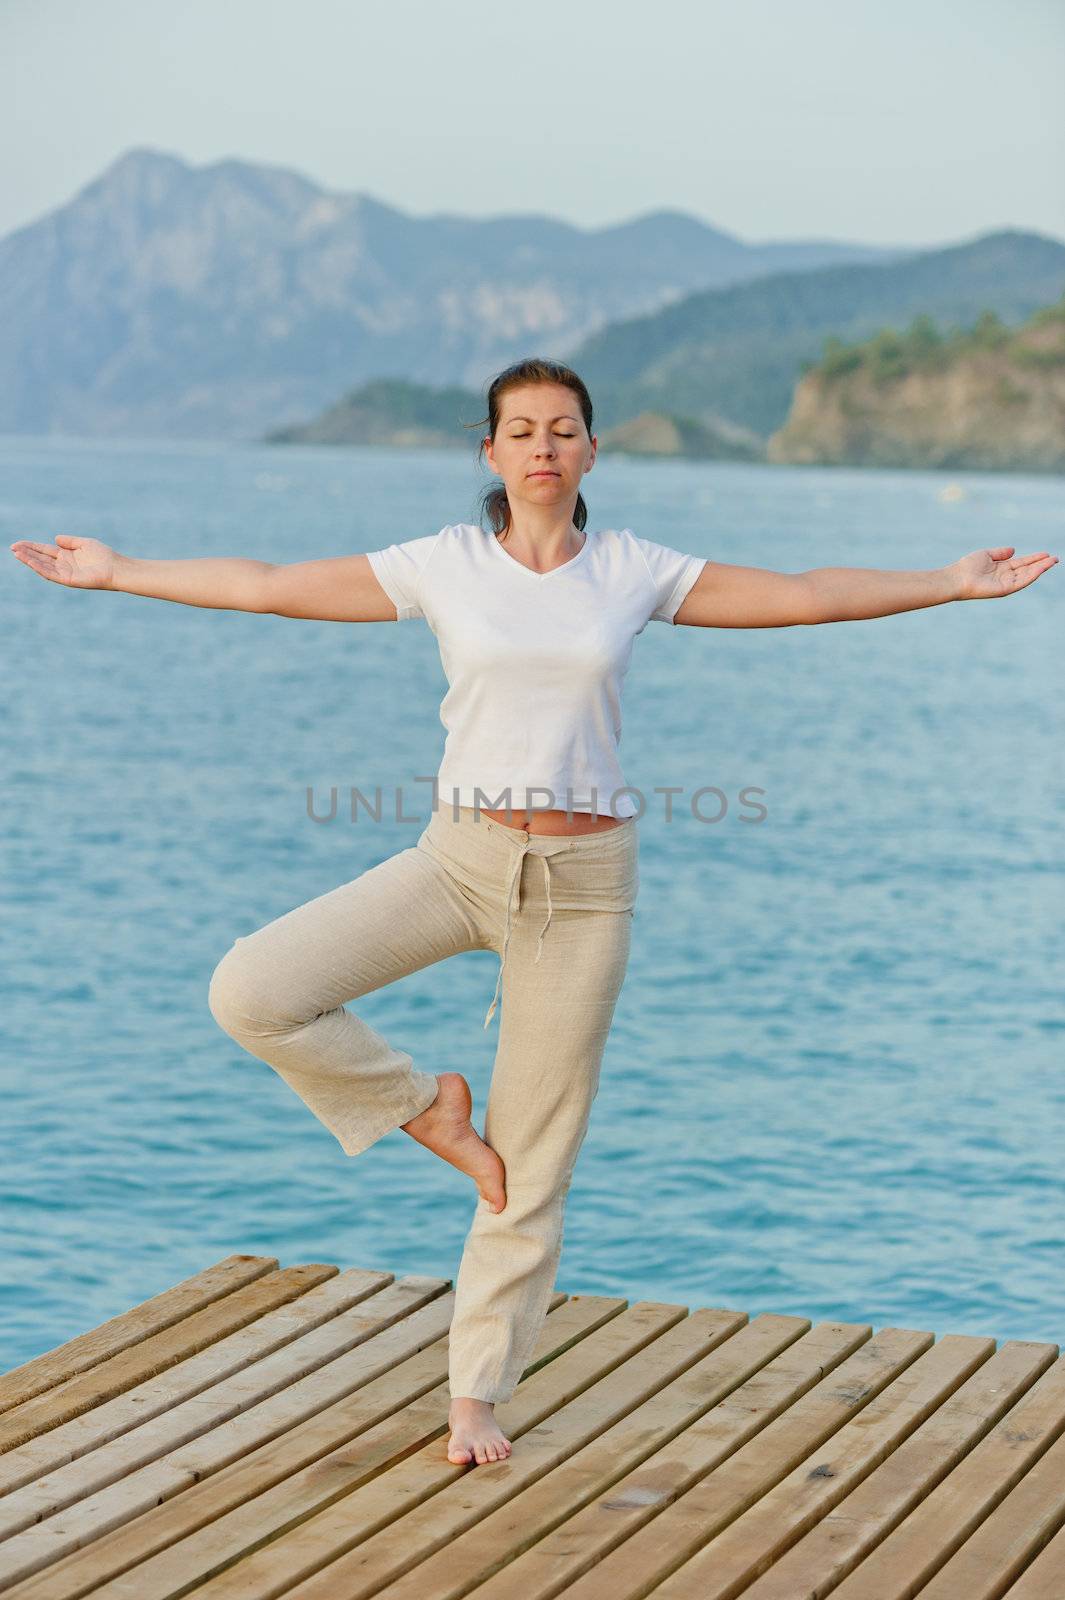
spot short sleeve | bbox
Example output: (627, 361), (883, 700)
(364, 531), (443, 620)
(630, 532), (707, 623)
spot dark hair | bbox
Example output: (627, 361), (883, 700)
(465, 357), (594, 540)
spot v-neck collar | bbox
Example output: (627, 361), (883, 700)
(488, 527), (592, 580)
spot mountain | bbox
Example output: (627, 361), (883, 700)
(566, 230), (1065, 438)
(266, 378), (765, 462)
(766, 299), (1065, 472)
(0, 148), (905, 440)
(265, 378), (487, 448)
(598, 410), (764, 461)
(268, 230), (1065, 456)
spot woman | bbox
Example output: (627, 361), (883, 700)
(9, 356), (1057, 1469)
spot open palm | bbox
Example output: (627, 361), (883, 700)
(952, 545), (1058, 600)
(9, 533), (115, 590)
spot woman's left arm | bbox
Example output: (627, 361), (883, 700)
(674, 546), (1059, 629)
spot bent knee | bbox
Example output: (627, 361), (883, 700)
(208, 941), (283, 1039)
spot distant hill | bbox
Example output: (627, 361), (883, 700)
(568, 230), (1065, 439)
(266, 379), (486, 448)
(767, 298), (1065, 472)
(269, 229), (1065, 456)
(0, 148), (903, 441)
(267, 379), (765, 462)
(596, 410), (764, 461)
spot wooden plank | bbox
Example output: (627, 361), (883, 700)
(832, 1352), (1065, 1599)
(81, 1299), (675, 1600)
(356, 1316), (822, 1600)
(185, 1303), (747, 1600)
(916, 1427), (1065, 1599)
(0, 1272), (424, 1540)
(0, 1278), (453, 1592)
(635, 1332), (995, 1599)
(527, 1324), (934, 1600)
(0, 1265), (338, 1453)
(4, 1255), (1057, 1600)
(0, 1290), (607, 1600)
(459, 1319), (880, 1600)
(1002, 1519), (1065, 1598)
(736, 1339), (1058, 1599)
(299, 1315), (839, 1600)
(0, 1256), (278, 1419)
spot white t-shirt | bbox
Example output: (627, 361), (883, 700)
(365, 523), (706, 819)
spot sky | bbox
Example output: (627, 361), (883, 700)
(2, 0), (1063, 249)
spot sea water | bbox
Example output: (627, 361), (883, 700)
(1, 435), (1062, 1367)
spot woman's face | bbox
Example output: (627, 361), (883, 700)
(484, 383), (596, 520)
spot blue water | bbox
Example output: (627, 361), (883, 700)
(2, 435), (1063, 1369)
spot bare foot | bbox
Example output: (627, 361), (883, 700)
(400, 1072), (507, 1212)
(447, 1397), (512, 1465)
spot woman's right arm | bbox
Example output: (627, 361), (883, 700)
(9, 535), (399, 621)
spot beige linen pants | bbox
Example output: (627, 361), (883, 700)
(208, 804), (639, 1403)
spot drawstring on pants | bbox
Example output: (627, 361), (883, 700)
(483, 840), (555, 1030)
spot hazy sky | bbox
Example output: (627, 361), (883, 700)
(3, 0), (1063, 248)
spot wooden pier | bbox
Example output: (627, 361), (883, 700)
(0, 1252), (1062, 1598)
